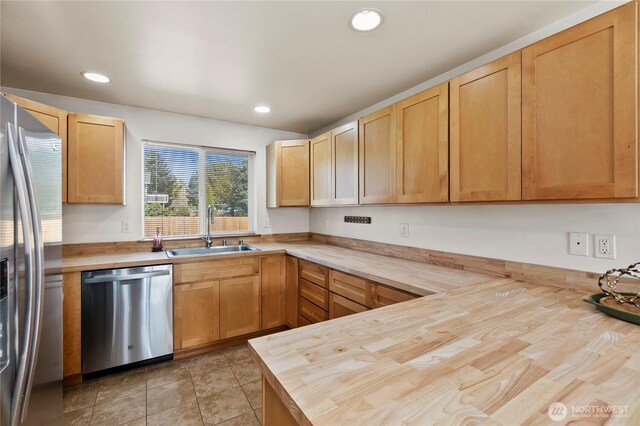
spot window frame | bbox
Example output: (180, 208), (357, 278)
(141, 139), (255, 239)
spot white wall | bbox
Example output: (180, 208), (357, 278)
(310, 205), (640, 274)
(308, 0), (639, 274)
(3, 87), (309, 243)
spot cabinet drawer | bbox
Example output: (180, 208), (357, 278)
(329, 270), (371, 306)
(299, 279), (329, 310)
(175, 257), (259, 284)
(329, 293), (368, 320)
(298, 260), (329, 288)
(299, 297), (329, 323)
(297, 315), (312, 327)
(372, 284), (419, 308)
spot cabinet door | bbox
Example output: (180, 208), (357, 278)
(5, 94), (69, 203)
(522, 3), (637, 200)
(261, 255), (286, 329)
(285, 256), (299, 329)
(310, 132), (331, 206)
(331, 121), (359, 205)
(329, 293), (368, 319)
(359, 105), (397, 204)
(277, 140), (309, 206)
(328, 270), (370, 307)
(67, 113), (125, 204)
(174, 281), (220, 350)
(396, 84), (449, 203)
(450, 52), (522, 202)
(220, 276), (260, 339)
(371, 284), (418, 309)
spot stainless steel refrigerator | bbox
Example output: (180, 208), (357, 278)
(0, 95), (63, 425)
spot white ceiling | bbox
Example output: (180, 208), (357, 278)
(1, 1), (597, 134)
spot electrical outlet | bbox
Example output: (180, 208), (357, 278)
(263, 217), (271, 228)
(594, 234), (616, 259)
(569, 232), (588, 256)
(400, 223), (409, 238)
(121, 220), (130, 233)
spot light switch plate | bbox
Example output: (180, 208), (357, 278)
(400, 223), (409, 238)
(594, 234), (616, 259)
(569, 232), (588, 256)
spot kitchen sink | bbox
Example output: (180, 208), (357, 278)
(165, 244), (261, 258)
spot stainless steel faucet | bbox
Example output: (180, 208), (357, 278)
(203, 205), (214, 248)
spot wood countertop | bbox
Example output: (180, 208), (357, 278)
(62, 242), (492, 296)
(249, 279), (640, 425)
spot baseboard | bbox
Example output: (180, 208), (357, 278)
(174, 326), (289, 360)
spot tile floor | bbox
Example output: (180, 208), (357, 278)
(63, 344), (263, 425)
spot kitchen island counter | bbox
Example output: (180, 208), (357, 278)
(249, 278), (640, 425)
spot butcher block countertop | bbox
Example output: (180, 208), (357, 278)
(249, 279), (640, 425)
(62, 242), (492, 296)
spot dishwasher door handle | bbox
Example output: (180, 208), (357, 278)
(84, 270), (171, 284)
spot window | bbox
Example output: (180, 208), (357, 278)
(143, 141), (253, 238)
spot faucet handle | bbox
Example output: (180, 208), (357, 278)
(238, 239), (244, 246)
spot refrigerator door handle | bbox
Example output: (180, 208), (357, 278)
(6, 123), (36, 426)
(16, 127), (45, 424)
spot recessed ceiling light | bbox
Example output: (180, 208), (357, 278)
(81, 72), (111, 83)
(350, 9), (383, 32)
(254, 106), (271, 113)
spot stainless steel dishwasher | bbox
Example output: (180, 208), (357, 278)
(81, 264), (173, 376)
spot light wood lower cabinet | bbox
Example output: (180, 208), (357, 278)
(175, 257), (259, 284)
(62, 272), (81, 380)
(299, 297), (329, 323)
(263, 377), (297, 426)
(174, 281), (220, 350)
(328, 270), (370, 307)
(329, 293), (368, 319)
(261, 255), (286, 329)
(299, 279), (329, 311)
(285, 256), (299, 329)
(371, 284), (418, 308)
(522, 2), (637, 200)
(298, 260), (329, 288)
(220, 276), (260, 339)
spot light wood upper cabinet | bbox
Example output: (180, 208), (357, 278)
(396, 84), (449, 203)
(173, 281), (220, 350)
(219, 275), (260, 339)
(331, 121), (359, 205)
(359, 105), (397, 204)
(5, 94), (69, 203)
(285, 256), (299, 329)
(67, 113), (125, 204)
(522, 2), (638, 200)
(260, 255), (287, 330)
(310, 132), (331, 206)
(450, 52), (522, 202)
(276, 140), (310, 206)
